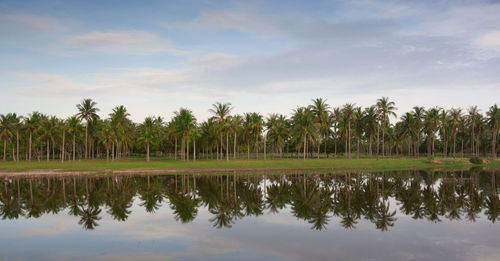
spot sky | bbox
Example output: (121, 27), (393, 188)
(1, 0), (499, 122)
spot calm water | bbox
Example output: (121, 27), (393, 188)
(1, 169), (499, 261)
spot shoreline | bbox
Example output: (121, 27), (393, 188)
(1, 158), (499, 177)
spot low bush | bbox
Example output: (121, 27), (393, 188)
(469, 157), (483, 164)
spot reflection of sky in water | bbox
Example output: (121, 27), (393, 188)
(1, 173), (500, 260)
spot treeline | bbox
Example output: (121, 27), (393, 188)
(0, 97), (499, 162)
(0, 170), (498, 230)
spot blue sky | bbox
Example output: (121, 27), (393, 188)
(1, 0), (499, 121)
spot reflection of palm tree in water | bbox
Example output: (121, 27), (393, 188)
(485, 171), (499, 223)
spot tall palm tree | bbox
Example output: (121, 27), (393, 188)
(266, 114), (289, 159)
(363, 106), (377, 158)
(67, 116), (80, 161)
(468, 106), (480, 156)
(173, 108), (197, 161)
(24, 112), (41, 161)
(310, 98), (330, 158)
(291, 107), (319, 160)
(209, 102), (232, 160)
(0, 114), (14, 161)
(109, 105), (130, 160)
(376, 97), (397, 158)
(448, 108), (462, 158)
(138, 117), (155, 162)
(10, 114), (21, 162)
(76, 99), (99, 160)
(249, 112), (264, 160)
(487, 104), (500, 158)
(412, 106), (425, 157)
(342, 103), (356, 159)
(424, 107), (441, 157)
(229, 115), (243, 160)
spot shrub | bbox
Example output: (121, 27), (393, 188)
(469, 157), (483, 164)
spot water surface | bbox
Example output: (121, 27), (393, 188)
(1, 168), (499, 260)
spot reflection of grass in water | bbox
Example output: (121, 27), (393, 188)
(0, 158), (499, 173)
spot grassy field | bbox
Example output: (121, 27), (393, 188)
(1, 157), (499, 175)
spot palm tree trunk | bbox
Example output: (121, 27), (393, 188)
(376, 123), (380, 160)
(61, 129), (65, 163)
(247, 141), (250, 160)
(16, 130), (19, 162)
(234, 132), (237, 160)
(106, 146), (109, 162)
(471, 126), (475, 156)
(324, 136), (328, 158)
(193, 138), (196, 161)
(348, 120), (351, 160)
(3, 140), (6, 161)
(427, 134), (432, 157)
(73, 134), (76, 161)
(29, 131), (32, 161)
(175, 137), (178, 160)
(264, 134), (267, 160)
(181, 135), (185, 161)
(493, 128), (497, 158)
(85, 123), (88, 160)
(303, 135), (306, 160)
(345, 130), (348, 159)
(146, 143), (150, 162)
(187, 137), (190, 161)
(220, 134), (224, 160)
(356, 136), (360, 159)
(453, 131), (457, 158)
(369, 134), (372, 158)
(226, 132), (229, 161)
(317, 140), (320, 159)
(255, 135), (259, 160)
(382, 119), (385, 158)
(47, 139), (50, 161)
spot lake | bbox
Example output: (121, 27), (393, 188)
(1, 168), (499, 260)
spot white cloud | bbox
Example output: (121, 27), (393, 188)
(64, 31), (181, 55)
(476, 30), (500, 52)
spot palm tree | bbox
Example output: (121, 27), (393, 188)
(468, 106), (480, 156)
(138, 117), (155, 162)
(376, 97), (397, 158)
(109, 105), (130, 160)
(173, 108), (197, 161)
(249, 112), (264, 160)
(291, 107), (319, 160)
(99, 120), (114, 162)
(229, 115), (243, 160)
(76, 99), (99, 160)
(0, 114), (14, 161)
(342, 103), (356, 159)
(24, 112), (41, 161)
(209, 102), (232, 160)
(67, 116), (80, 161)
(10, 114), (21, 162)
(448, 108), (462, 158)
(400, 112), (415, 156)
(487, 104), (500, 158)
(266, 114), (289, 158)
(412, 106), (425, 157)
(363, 106), (378, 158)
(310, 98), (330, 158)
(424, 107), (441, 157)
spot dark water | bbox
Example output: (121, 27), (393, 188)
(1, 168), (499, 261)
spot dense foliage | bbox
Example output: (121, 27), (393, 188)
(0, 97), (499, 162)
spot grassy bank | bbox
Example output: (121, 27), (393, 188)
(1, 157), (499, 175)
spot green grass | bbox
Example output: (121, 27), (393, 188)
(1, 157), (499, 174)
